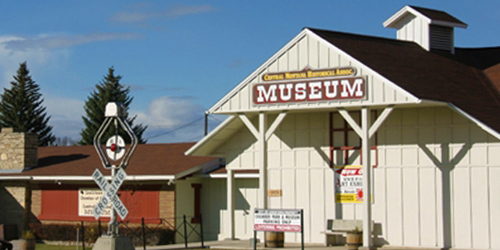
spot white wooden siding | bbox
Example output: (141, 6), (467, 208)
(177, 178), (259, 241)
(211, 31), (417, 114)
(396, 13), (430, 50)
(208, 106), (500, 249)
(376, 107), (500, 249)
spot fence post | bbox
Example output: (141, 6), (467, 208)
(98, 219), (101, 236)
(200, 214), (204, 248)
(183, 215), (188, 248)
(142, 217), (146, 250)
(81, 221), (85, 250)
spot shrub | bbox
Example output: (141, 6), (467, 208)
(28, 223), (174, 246)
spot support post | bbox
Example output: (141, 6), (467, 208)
(23, 182), (32, 232)
(253, 230), (257, 250)
(108, 167), (118, 236)
(258, 112), (267, 243)
(142, 217), (146, 250)
(338, 106), (393, 250)
(301, 209), (304, 250)
(227, 169), (235, 239)
(183, 215), (188, 248)
(361, 107), (372, 249)
(81, 221), (86, 250)
(258, 112), (267, 209)
(200, 214), (205, 248)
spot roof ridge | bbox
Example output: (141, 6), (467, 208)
(407, 5), (466, 26)
(306, 27), (415, 45)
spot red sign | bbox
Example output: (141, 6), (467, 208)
(254, 224), (301, 232)
(253, 76), (366, 104)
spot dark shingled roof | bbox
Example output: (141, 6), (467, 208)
(0, 143), (219, 177)
(454, 47), (500, 70)
(409, 5), (467, 26)
(309, 28), (500, 133)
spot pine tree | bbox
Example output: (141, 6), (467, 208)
(0, 62), (55, 146)
(80, 67), (147, 145)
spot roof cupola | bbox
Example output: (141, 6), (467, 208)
(383, 5), (467, 54)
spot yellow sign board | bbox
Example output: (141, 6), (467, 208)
(268, 189), (282, 197)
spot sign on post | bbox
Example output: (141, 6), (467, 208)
(92, 168), (129, 219)
(253, 209), (304, 250)
(254, 209), (302, 232)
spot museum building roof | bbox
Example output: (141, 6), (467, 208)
(308, 28), (500, 133)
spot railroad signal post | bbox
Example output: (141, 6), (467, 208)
(92, 102), (138, 250)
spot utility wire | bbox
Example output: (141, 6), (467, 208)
(145, 117), (204, 140)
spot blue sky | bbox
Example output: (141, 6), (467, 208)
(0, 1), (498, 144)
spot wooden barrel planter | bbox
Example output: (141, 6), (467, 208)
(345, 232), (362, 250)
(265, 231), (284, 248)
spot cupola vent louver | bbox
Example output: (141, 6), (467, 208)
(384, 6), (467, 54)
(430, 25), (454, 52)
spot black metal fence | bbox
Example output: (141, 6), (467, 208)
(33, 215), (204, 249)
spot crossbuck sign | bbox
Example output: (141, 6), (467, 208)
(92, 168), (129, 220)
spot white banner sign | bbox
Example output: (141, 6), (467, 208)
(254, 209), (302, 232)
(78, 189), (111, 217)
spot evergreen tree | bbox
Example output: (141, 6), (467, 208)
(80, 67), (147, 145)
(0, 62), (55, 146)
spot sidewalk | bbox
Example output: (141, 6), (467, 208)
(140, 239), (348, 250)
(138, 240), (444, 250)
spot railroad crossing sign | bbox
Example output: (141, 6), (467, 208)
(91, 103), (138, 238)
(106, 135), (126, 161)
(92, 168), (128, 220)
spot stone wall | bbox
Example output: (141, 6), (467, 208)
(159, 184), (175, 228)
(0, 185), (27, 238)
(0, 128), (38, 172)
(31, 189), (41, 217)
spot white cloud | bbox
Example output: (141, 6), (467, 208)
(134, 96), (206, 143)
(44, 97), (85, 140)
(0, 33), (138, 86)
(110, 4), (216, 28)
(4, 33), (140, 51)
(135, 96), (204, 127)
(0, 36), (68, 86)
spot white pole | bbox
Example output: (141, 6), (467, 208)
(109, 167), (117, 236)
(361, 107), (372, 248)
(259, 112), (267, 242)
(227, 169), (235, 239)
(258, 112), (267, 209)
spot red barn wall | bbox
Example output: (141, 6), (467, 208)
(37, 184), (162, 223)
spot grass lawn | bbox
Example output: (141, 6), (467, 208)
(36, 243), (92, 250)
(35, 243), (215, 250)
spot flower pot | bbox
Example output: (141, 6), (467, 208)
(345, 233), (362, 250)
(19, 238), (36, 250)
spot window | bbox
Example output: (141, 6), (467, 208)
(329, 111), (378, 168)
